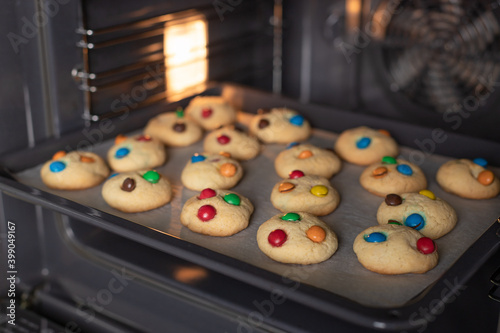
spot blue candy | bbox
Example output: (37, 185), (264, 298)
(191, 154), (206, 163)
(356, 137), (371, 149)
(473, 158), (488, 168)
(396, 164), (413, 176)
(49, 161), (66, 173)
(289, 115), (304, 126)
(286, 142), (300, 149)
(404, 213), (425, 230)
(108, 172), (119, 179)
(115, 147), (130, 159)
(364, 232), (387, 243)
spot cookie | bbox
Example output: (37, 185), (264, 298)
(144, 109), (203, 147)
(436, 158), (500, 199)
(334, 126), (399, 165)
(181, 153), (244, 191)
(248, 108), (311, 144)
(101, 170), (172, 213)
(184, 96), (237, 130)
(107, 134), (167, 172)
(270, 171), (340, 216)
(40, 151), (110, 190)
(359, 157), (427, 197)
(256, 212), (338, 264)
(180, 188), (254, 236)
(353, 224), (438, 275)
(274, 143), (342, 178)
(203, 125), (261, 160)
(377, 190), (457, 239)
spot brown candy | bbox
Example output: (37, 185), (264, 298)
(372, 166), (388, 178)
(298, 150), (313, 159)
(478, 170), (494, 186)
(173, 123), (186, 133)
(121, 178), (136, 192)
(279, 182), (295, 193)
(385, 194), (403, 206)
(258, 119), (270, 129)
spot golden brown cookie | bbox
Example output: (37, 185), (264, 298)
(184, 96), (237, 130)
(248, 108), (311, 144)
(107, 134), (166, 172)
(203, 125), (261, 160)
(144, 109), (203, 147)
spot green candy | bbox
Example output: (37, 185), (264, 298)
(176, 108), (184, 118)
(143, 170), (160, 183)
(382, 156), (397, 165)
(224, 193), (241, 206)
(281, 212), (301, 222)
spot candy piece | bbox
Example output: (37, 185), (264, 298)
(378, 129), (391, 137)
(289, 115), (304, 126)
(217, 135), (231, 145)
(108, 172), (119, 179)
(417, 237), (436, 254)
(52, 151), (66, 160)
(115, 134), (127, 144)
(306, 226), (326, 243)
(219, 151), (231, 158)
(298, 150), (313, 159)
(382, 156), (397, 164)
(202, 108), (212, 118)
(289, 170), (305, 179)
(279, 182), (295, 193)
(388, 220), (402, 225)
(142, 170), (160, 184)
(191, 154), (206, 163)
(396, 164), (413, 176)
(258, 119), (270, 129)
(176, 108), (184, 118)
(199, 188), (217, 199)
(404, 213), (425, 230)
(310, 185), (328, 197)
(197, 205), (216, 221)
(385, 193), (403, 206)
(372, 167), (388, 178)
(173, 123), (186, 132)
(49, 161), (66, 173)
(220, 163), (237, 177)
(356, 137), (371, 149)
(419, 189), (436, 200)
(115, 147), (130, 159)
(286, 142), (299, 149)
(136, 135), (152, 142)
(281, 212), (301, 221)
(268, 229), (287, 247)
(364, 232), (387, 243)
(121, 178), (136, 192)
(473, 158), (488, 167)
(478, 170), (494, 186)
(224, 193), (240, 206)
(80, 155), (95, 163)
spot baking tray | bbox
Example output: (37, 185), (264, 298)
(1, 83), (500, 330)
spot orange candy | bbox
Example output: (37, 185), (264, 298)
(378, 129), (391, 137)
(279, 182), (295, 193)
(219, 151), (231, 158)
(220, 163), (237, 177)
(478, 170), (494, 186)
(52, 151), (66, 160)
(306, 226), (326, 243)
(372, 166), (388, 178)
(80, 155), (95, 163)
(298, 150), (313, 159)
(115, 134), (127, 144)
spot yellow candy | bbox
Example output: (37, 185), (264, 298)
(310, 185), (328, 197)
(419, 189), (436, 200)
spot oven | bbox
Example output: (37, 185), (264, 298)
(1, 0), (500, 332)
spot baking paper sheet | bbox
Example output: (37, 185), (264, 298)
(15, 129), (500, 308)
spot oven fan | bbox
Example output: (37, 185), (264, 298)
(376, 0), (500, 114)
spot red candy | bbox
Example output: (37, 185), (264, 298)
(136, 135), (152, 141)
(417, 237), (436, 254)
(197, 205), (216, 221)
(289, 170), (305, 179)
(199, 188), (217, 199)
(217, 135), (231, 145)
(268, 229), (287, 247)
(202, 108), (213, 118)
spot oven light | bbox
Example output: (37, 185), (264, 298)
(164, 14), (208, 101)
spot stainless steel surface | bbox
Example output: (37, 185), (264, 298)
(15, 126), (500, 308)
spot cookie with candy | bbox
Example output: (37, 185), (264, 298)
(144, 108), (203, 147)
(107, 134), (166, 172)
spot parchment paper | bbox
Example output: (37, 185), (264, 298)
(15, 129), (500, 308)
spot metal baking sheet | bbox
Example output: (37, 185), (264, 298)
(15, 128), (500, 308)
